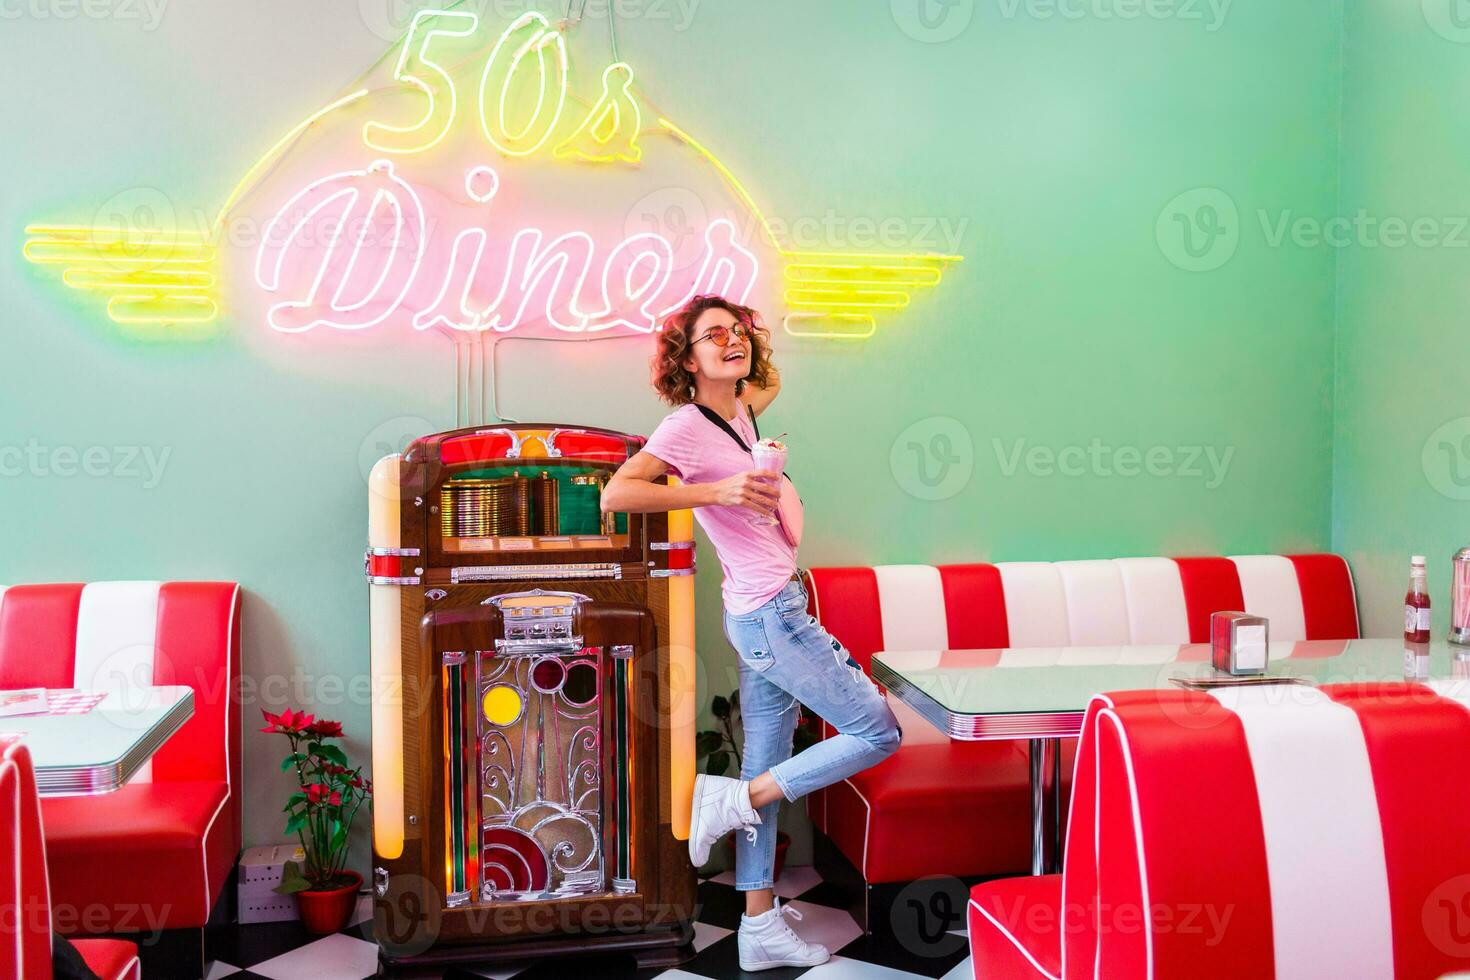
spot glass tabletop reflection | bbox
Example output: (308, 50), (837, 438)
(872, 639), (1469, 740)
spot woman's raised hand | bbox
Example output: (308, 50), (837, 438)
(709, 471), (781, 514)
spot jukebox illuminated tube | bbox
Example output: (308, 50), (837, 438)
(612, 645), (634, 892)
(667, 494), (697, 841)
(368, 455), (404, 860)
(442, 653), (472, 906)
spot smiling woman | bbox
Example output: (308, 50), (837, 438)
(599, 293), (903, 972)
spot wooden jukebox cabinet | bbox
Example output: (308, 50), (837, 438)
(365, 424), (699, 976)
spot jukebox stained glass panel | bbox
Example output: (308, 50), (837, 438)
(478, 646), (604, 898)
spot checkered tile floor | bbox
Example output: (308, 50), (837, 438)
(204, 866), (973, 980)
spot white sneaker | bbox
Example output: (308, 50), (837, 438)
(688, 773), (760, 866)
(739, 899), (831, 971)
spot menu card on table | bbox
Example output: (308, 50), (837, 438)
(0, 689), (49, 717)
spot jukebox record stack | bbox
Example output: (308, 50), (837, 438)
(365, 424), (699, 976)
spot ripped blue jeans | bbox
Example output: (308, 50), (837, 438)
(722, 577), (902, 891)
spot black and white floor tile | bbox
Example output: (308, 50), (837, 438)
(202, 866), (973, 980)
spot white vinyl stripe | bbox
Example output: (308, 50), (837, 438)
(74, 582), (163, 786)
(996, 562), (1071, 647)
(1207, 686), (1393, 980)
(997, 647), (1065, 668)
(1062, 644), (1181, 666)
(1429, 679), (1470, 705)
(1115, 557), (1190, 644)
(72, 582), (163, 692)
(1057, 560), (1131, 646)
(1230, 555), (1307, 644)
(873, 565), (950, 652)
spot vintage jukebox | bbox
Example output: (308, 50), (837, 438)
(365, 424), (698, 975)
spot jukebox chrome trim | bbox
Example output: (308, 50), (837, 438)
(477, 427), (524, 457)
(649, 568), (695, 578)
(364, 547), (423, 586)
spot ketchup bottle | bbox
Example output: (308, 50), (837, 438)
(1405, 555), (1432, 643)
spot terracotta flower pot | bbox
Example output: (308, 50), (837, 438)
(295, 869), (362, 935)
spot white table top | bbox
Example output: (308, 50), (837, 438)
(0, 686), (195, 795)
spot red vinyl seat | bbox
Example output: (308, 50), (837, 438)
(969, 682), (1470, 980)
(1, 737), (141, 980)
(802, 554), (1359, 884)
(0, 581), (242, 934)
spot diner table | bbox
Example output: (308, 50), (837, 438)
(0, 685), (194, 795)
(872, 638), (1470, 875)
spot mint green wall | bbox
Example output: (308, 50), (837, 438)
(1333, 0), (1470, 637)
(0, 3), (1342, 856)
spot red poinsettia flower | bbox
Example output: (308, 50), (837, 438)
(304, 719), (344, 739)
(305, 782), (342, 806)
(260, 708), (316, 735)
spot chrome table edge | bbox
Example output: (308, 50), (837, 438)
(32, 690), (196, 796)
(872, 660), (1085, 741)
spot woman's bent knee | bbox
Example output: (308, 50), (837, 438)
(865, 713), (902, 760)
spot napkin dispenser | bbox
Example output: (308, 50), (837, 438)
(1211, 611), (1268, 675)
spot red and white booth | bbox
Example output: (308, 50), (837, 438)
(969, 681), (1470, 979)
(0, 582), (242, 955)
(801, 554), (1361, 885)
(1, 737), (141, 980)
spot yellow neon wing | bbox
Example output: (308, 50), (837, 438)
(23, 225), (220, 327)
(779, 251), (959, 338)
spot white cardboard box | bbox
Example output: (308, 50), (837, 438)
(238, 844), (305, 924)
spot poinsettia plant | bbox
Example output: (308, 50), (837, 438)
(261, 708), (372, 893)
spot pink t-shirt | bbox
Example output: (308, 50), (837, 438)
(643, 403), (797, 615)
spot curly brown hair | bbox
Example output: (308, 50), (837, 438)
(650, 294), (774, 406)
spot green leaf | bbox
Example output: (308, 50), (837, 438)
(704, 750), (730, 776)
(280, 753), (305, 772)
(695, 730), (724, 757)
(316, 744), (348, 767)
(285, 812), (307, 836)
(711, 695), (729, 720)
(331, 821), (349, 852)
(274, 860), (311, 895)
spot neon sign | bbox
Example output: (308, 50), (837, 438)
(23, 8), (960, 340)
